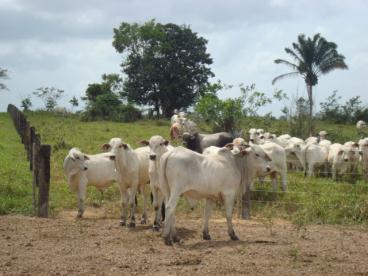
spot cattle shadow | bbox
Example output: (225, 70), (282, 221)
(182, 239), (279, 250)
(128, 224), (154, 232)
(176, 227), (197, 239)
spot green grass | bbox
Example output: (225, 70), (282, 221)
(0, 113), (33, 214)
(1, 111), (368, 227)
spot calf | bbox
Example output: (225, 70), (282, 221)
(102, 138), (150, 227)
(139, 135), (174, 230)
(63, 148), (117, 218)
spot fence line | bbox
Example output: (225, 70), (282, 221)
(7, 104), (51, 218)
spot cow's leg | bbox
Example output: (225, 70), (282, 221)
(307, 163), (314, 177)
(203, 199), (215, 240)
(128, 181), (138, 228)
(271, 172), (278, 191)
(224, 193), (238, 241)
(280, 170), (287, 191)
(332, 165), (337, 181)
(76, 178), (88, 218)
(119, 185), (129, 226)
(163, 191), (180, 246)
(140, 183), (149, 224)
(153, 189), (164, 231)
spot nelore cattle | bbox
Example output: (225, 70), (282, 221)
(159, 145), (271, 245)
(102, 138), (150, 227)
(63, 148), (117, 218)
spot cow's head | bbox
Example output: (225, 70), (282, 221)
(102, 137), (129, 156)
(64, 148), (89, 177)
(139, 135), (169, 161)
(248, 128), (264, 143)
(238, 145), (272, 177)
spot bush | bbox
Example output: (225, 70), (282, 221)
(81, 93), (142, 122)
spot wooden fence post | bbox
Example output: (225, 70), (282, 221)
(241, 182), (251, 220)
(37, 145), (51, 218)
(29, 127), (35, 171)
(7, 104), (52, 218)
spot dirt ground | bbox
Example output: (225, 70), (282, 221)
(1, 209), (368, 276)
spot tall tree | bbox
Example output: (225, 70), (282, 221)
(82, 73), (124, 120)
(0, 67), (9, 91)
(69, 96), (79, 112)
(113, 20), (214, 117)
(33, 86), (64, 111)
(272, 33), (348, 135)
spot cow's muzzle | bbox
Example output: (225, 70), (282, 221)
(83, 166), (88, 171)
(149, 155), (156, 161)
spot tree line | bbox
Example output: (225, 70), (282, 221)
(2, 19), (361, 135)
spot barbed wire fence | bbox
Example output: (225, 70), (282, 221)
(236, 160), (368, 222)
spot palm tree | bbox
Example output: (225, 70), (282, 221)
(272, 33), (348, 135)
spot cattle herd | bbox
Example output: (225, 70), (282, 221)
(63, 112), (368, 245)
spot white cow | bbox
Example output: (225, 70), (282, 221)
(159, 145), (270, 245)
(343, 141), (360, 183)
(302, 143), (329, 177)
(63, 148), (117, 218)
(284, 137), (305, 171)
(102, 138), (150, 227)
(359, 138), (368, 182)
(248, 128), (265, 144)
(250, 141), (287, 191)
(328, 143), (351, 180)
(357, 120), (366, 131)
(139, 135), (174, 230)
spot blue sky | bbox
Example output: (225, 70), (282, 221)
(1, 0), (367, 115)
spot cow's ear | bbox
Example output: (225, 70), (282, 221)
(102, 143), (111, 151)
(119, 143), (128, 149)
(265, 154), (272, 162)
(164, 140), (169, 146)
(84, 155), (90, 160)
(138, 140), (149, 146)
(224, 143), (234, 150)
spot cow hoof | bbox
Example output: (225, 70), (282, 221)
(173, 236), (180, 243)
(141, 218), (147, 225)
(164, 237), (173, 246)
(76, 213), (83, 219)
(153, 225), (160, 232)
(202, 232), (211, 240)
(119, 221), (126, 227)
(128, 222), (136, 228)
(230, 234), (239, 241)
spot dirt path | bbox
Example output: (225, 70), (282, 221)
(1, 210), (368, 275)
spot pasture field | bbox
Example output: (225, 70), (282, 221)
(1, 111), (368, 275)
(1, 111), (368, 226)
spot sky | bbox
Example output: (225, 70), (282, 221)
(1, 0), (367, 115)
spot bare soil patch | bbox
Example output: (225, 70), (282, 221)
(1, 209), (368, 275)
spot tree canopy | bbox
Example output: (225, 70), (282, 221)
(112, 20), (214, 117)
(0, 67), (9, 91)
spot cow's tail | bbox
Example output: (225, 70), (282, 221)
(159, 151), (173, 204)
